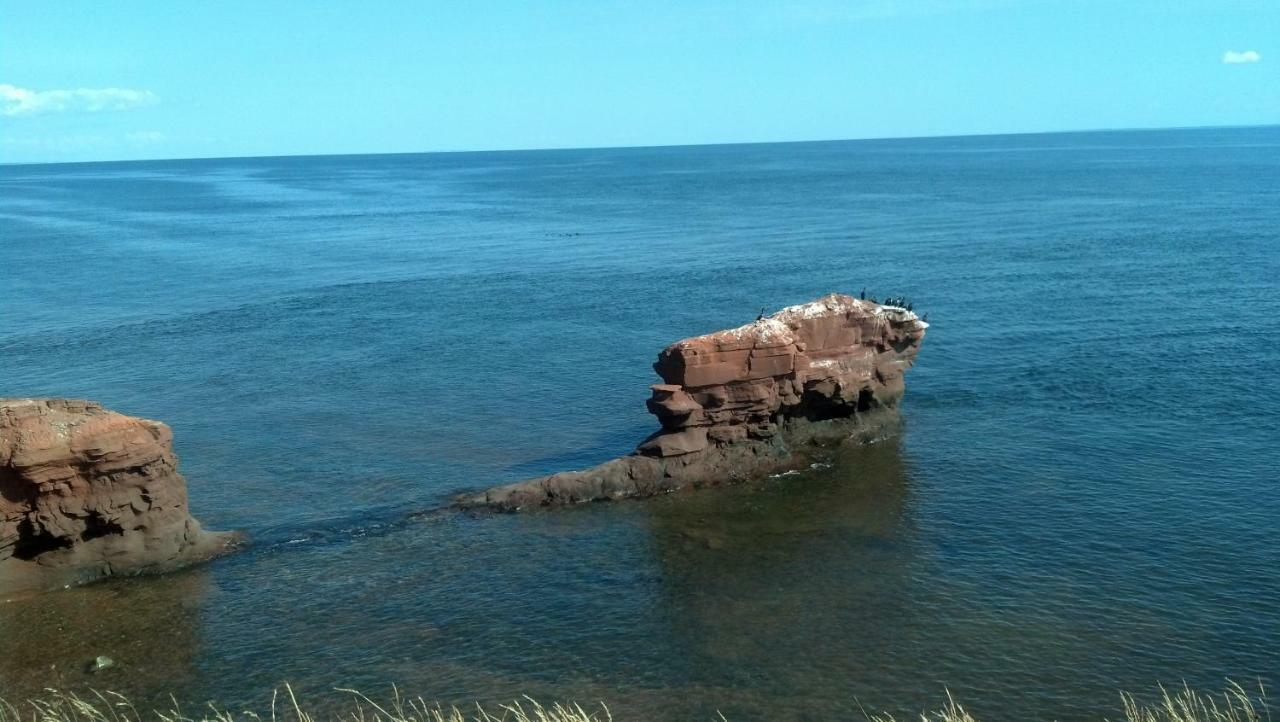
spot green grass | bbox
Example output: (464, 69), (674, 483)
(0, 681), (1268, 722)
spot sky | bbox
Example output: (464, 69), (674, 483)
(1, 0), (1276, 164)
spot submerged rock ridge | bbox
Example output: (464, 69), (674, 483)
(463, 293), (927, 511)
(0, 398), (239, 594)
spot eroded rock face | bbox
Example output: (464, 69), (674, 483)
(0, 399), (238, 595)
(462, 293), (927, 510)
(640, 293), (925, 456)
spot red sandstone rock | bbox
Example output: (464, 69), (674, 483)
(643, 293), (926, 456)
(0, 398), (239, 595)
(462, 293), (927, 510)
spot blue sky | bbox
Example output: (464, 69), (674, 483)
(1, 0), (1275, 163)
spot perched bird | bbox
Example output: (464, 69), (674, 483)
(906, 302), (914, 311)
(757, 306), (766, 321)
(860, 288), (866, 300)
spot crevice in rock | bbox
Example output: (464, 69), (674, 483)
(0, 467), (27, 506)
(12, 517), (73, 560)
(798, 388), (852, 421)
(890, 336), (917, 353)
(81, 512), (125, 542)
(857, 388), (875, 412)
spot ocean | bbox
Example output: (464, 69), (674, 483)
(2, 127), (1278, 721)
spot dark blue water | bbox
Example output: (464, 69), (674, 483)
(2, 127), (1278, 721)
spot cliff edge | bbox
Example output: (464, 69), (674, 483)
(462, 293), (927, 510)
(0, 398), (239, 594)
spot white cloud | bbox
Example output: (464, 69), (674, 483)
(0, 83), (158, 116)
(1222, 50), (1262, 64)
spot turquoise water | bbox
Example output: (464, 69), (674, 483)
(2, 127), (1278, 721)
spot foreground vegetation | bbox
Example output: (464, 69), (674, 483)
(870, 682), (1268, 722)
(0, 681), (1268, 722)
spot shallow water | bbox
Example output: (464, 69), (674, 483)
(2, 128), (1278, 721)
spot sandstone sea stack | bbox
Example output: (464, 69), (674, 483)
(463, 293), (927, 511)
(0, 399), (238, 595)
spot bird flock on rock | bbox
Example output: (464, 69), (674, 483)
(859, 288), (914, 312)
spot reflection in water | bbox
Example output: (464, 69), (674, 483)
(0, 436), (920, 720)
(0, 420), (1274, 722)
(637, 436), (920, 719)
(0, 569), (211, 704)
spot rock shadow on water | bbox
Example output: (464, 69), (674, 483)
(634, 432), (927, 719)
(0, 568), (214, 704)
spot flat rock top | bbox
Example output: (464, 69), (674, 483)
(1, 398), (172, 481)
(677, 317), (799, 351)
(2, 397), (106, 418)
(665, 293), (924, 355)
(773, 293), (923, 326)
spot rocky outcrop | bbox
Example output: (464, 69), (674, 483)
(0, 398), (238, 595)
(462, 293), (927, 510)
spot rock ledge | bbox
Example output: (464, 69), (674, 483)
(461, 293), (926, 510)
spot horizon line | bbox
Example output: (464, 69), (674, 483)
(4, 121), (1277, 168)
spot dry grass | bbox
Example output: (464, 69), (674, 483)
(867, 681), (1268, 722)
(866, 690), (979, 722)
(0, 687), (608, 722)
(1119, 681), (1269, 722)
(0, 681), (1267, 722)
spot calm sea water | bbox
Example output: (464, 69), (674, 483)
(2, 128), (1278, 721)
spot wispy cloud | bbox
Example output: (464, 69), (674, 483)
(774, 0), (1011, 23)
(0, 134), (110, 153)
(1222, 50), (1262, 64)
(1, 130), (170, 156)
(0, 83), (158, 117)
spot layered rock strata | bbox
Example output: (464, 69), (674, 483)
(463, 293), (927, 510)
(1, 398), (238, 594)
